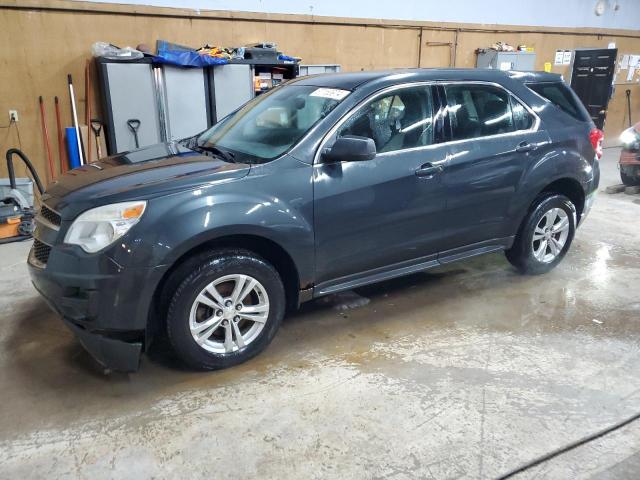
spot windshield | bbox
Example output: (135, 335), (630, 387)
(195, 85), (350, 163)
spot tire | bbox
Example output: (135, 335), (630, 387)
(505, 193), (576, 275)
(165, 249), (285, 370)
(621, 169), (640, 186)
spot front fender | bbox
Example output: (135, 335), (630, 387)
(113, 156), (315, 288)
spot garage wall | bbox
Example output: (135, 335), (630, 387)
(78, 0), (640, 31)
(1, 0), (639, 183)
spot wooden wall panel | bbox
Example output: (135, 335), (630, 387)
(607, 84), (640, 138)
(1, 2), (639, 183)
(420, 30), (456, 67)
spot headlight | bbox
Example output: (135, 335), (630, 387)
(620, 127), (639, 150)
(64, 201), (147, 253)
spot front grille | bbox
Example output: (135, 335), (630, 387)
(32, 239), (52, 264)
(40, 205), (61, 226)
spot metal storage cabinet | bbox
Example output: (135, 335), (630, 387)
(98, 58), (297, 154)
(208, 64), (254, 122)
(476, 51), (536, 71)
(97, 58), (161, 154)
(161, 65), (210, 141)
(299, 64), (341, 76)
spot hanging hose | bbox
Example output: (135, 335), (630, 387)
(6, 148), (45, 195)
(626, 89), (632, 127)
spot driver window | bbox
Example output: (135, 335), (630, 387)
(337, 85), (434, 153)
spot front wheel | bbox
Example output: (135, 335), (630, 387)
(165, 249), (285, 370)
(506, 194), (576, 275)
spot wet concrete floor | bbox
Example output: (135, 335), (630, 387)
(0, 148), (639, 479)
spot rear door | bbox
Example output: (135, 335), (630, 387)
(439, 82), (550, 252)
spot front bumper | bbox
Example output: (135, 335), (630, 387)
(619, 149), (640, 179)
(619, 149), (640, 166)
(620, 164), (640, 180)
(28, 245), (166, 372)
(67, 316), (142, 372)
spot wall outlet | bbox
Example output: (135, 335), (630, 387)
(9, 110), (18, 122)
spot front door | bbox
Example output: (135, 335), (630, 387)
(313, 84), (449, 290)
(570, 48), (617, 130)
(440, 82), (550, 251)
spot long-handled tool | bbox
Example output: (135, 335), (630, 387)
(90, 119), (103, 159)
(38, 96), (56, 182)
(127, 119), (141, 148)
(626, 89), (632, 127)
(54, 96), (68, 174)
(85, 59), (92, 162)
(68, 74), (85, 165)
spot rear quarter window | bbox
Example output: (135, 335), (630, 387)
(526, 82), (588, 122)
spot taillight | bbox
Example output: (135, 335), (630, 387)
(589, 128), (604, 160)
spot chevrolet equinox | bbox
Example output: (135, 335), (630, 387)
(29, 69), (601, 372)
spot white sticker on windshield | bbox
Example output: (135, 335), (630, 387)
(310, 88), (350, 101)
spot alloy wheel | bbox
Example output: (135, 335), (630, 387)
(189, 274), (270, 353)
(531, 207), (570, 263)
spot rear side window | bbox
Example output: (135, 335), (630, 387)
(511, 97), (535, 130)
(526, 82), (585, 121)
(444, 84), (515, 140)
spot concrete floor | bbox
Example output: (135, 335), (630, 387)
(1, 148), (639, 479)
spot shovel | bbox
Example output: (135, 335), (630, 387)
(90, 119), (103, 159)
(127, 119), (141, 149)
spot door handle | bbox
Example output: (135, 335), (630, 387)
(516, 141), (536, 153)
(415, 162), (444, 178)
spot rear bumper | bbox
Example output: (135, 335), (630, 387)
(581, 191), (596, 226)
(579, 158), (600, 226)
(28, 245), (166, 372)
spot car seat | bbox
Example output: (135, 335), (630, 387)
(482, 100), (512, 136)
(453, 103), (480, 140)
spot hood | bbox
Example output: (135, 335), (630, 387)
(43, 143), (251, 214)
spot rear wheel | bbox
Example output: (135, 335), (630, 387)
(506, 194), (576, 275)
(165, 249), (285, 370)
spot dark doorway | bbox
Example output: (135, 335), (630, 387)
(569, 48), (617, 130)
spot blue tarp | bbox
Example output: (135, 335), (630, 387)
(277, 54), (296, 62)
(153, 41), (228, 67)
(151, 41), (298, 67)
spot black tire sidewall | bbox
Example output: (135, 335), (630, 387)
(507, 194), (576, 274)
(166, 251), (285, 370)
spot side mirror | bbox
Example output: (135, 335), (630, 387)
(322, 135), (377, 163)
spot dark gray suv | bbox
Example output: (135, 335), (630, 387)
(28, 69), (601, 372)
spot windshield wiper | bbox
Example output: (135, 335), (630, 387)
(197, 145), (236, 163)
